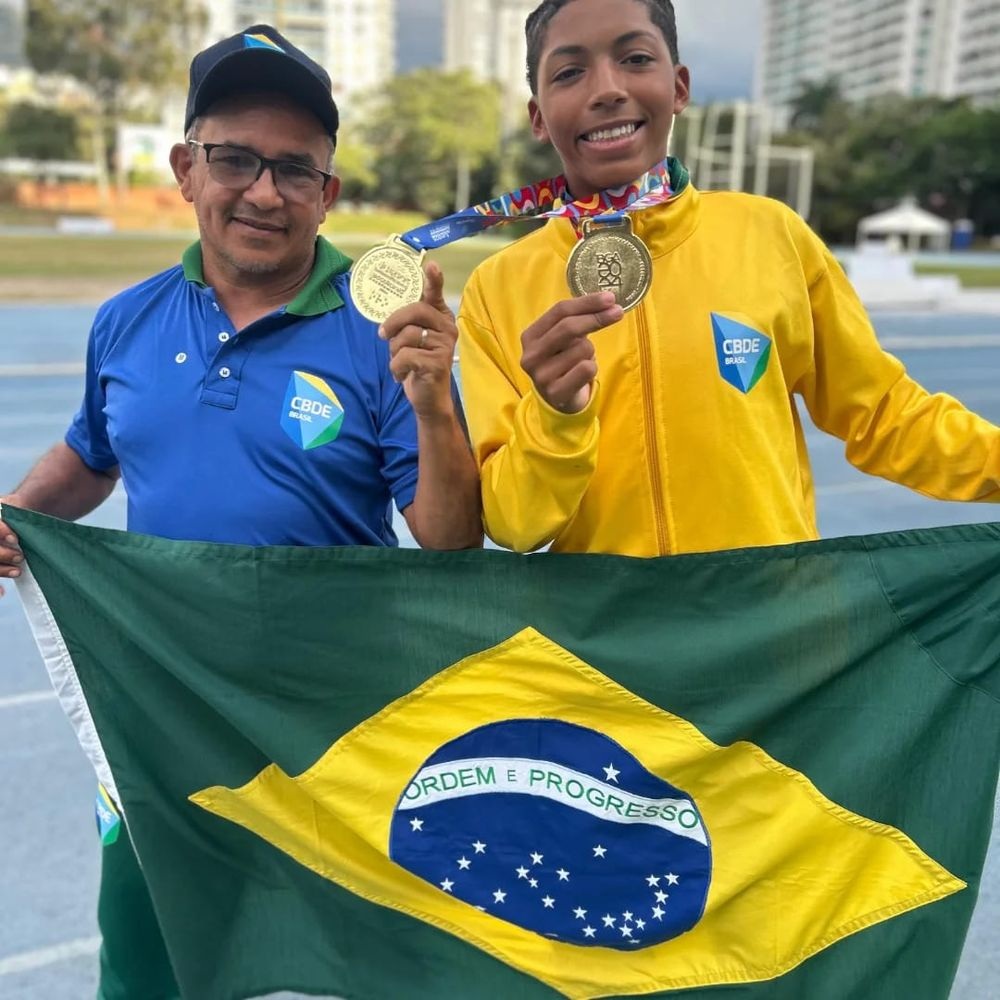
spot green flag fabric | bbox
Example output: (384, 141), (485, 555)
(7, 504), (1000, 1000)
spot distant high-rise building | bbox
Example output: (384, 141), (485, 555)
(755, 0), (1000, 124)
(444, 0), (536, 130)
(0, 0), (25, 68)
(204, 0), (396, 107)
(945, 0), (1000, 104)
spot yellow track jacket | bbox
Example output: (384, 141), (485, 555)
(457, 185), (1000, 556)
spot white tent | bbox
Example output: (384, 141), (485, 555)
(856, 197), (951, 251)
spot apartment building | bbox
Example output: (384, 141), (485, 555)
(755, 0), (1000, 122)
(0, 0), (25, 68)
(206, 0), (396, 103)
(947, 0), (1000, 103)
(444, 0), (536, 129)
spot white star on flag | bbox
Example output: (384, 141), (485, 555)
(622, 910), (633, 922)
(530, 851), (544, 865)
(620, 925), (633, 938)
(603, 763), (620, 782)
(636, 918), (646, 930)
(652, 904), (665, 920)
(655, 890), (668, 903)
(593, 845), (607, 858)
(573, 907), (587, 919)
(583, 925), (596, 938)
(493, 889), (507, 903)
(529, 878), (538, 888)
(542, 896), (555, 908)
(602, 914), (616, 928)
(440, 879), (454, 892)
(410, 818), (423, 832)
(457, 857), (471, 870)
(473, 841), (487, 854)
(556, 869), (570, 881)
(516, 866), (529, 879)
(646, 874), (660, 887)
(665, 873), (680, 885)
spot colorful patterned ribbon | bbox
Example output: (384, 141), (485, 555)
(402, 157), (689, 251)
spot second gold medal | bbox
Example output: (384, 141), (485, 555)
(351, 236), (426, 324)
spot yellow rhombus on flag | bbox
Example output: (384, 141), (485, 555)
(193, 628), (962, 999)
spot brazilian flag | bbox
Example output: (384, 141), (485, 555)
(7, 504), (1000, 1000)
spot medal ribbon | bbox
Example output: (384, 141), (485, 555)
(401, 157), (690, 251)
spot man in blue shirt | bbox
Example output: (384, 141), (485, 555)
(0, 24), (481, 998)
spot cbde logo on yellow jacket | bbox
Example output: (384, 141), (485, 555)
(193, 628), (962, 999)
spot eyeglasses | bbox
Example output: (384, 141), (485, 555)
(188, 141), (332, 201)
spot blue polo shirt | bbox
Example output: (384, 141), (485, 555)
(66, 238), (424, 547)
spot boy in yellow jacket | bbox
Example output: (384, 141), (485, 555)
(456, 0), (1000, 557)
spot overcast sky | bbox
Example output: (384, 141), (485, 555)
(397, 0), (762, 101)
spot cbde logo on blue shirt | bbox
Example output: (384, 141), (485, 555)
(281, 371), (345, 450)
(389, 718), (711, 950)
(711, 314), (772, 394)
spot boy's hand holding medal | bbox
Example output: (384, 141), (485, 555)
(519, 292), (623, 414)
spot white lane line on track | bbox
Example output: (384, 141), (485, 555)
(0, 936), (100, 976)
(0, 363), (86, 378)
(881, 335), (1000, 350)
(816, 481), (888, 496)
(0, 336), (994, 377)
(0, 689), (57, 710)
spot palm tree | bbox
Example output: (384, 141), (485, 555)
(789, 78), (846, 134)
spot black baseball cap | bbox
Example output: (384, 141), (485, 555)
(184, 24), (339, 139)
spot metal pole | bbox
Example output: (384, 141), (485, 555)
(730, 100), (747, 192)
(752, 105), (771, 197)
(797, 148), (814, 221)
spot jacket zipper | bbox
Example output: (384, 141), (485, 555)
(636, 304), (669, 555)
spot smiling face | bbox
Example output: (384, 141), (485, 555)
(170, 92), (339, 283)
(528, 0), (690, 198)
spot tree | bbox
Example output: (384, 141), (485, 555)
(363, 69), (501, 215)
(0, 103), (80, 160)
(332, 133), (378, 203)
(777, 91), (1000, 242)
(788, 78), (847, 134)
(25, 0), (205, 201)
(912, 104), (1000, 234)
(504, 124), (564, 188)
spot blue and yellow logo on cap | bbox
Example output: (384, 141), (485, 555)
(281, 371), (344, 450)
(244, 33), (285, 53)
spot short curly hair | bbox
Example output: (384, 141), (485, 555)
(525, 0), (680, 94)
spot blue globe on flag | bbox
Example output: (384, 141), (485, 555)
(389, 719), (712, 949)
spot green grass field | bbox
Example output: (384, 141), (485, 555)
(0, 229), (511, 301)
(1, 229), (998, 302)
(0, 234), (194, 280)
(913, 264), (1000, 289)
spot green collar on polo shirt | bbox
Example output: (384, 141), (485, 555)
(182, 236), (353, 316)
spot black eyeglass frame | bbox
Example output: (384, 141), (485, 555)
(187, 140), (333, 195)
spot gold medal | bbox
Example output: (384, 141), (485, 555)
(566, 216), (652, 312)
(351, 235), (426, 324)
